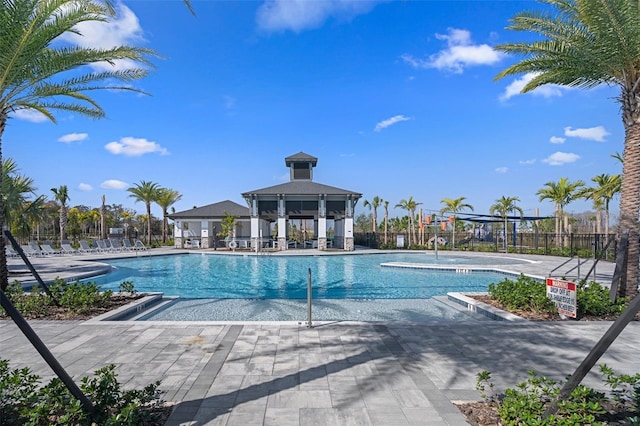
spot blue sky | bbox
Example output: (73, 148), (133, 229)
(5, 0), (623, 221)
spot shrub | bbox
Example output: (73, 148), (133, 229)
(576, 281), (627, 317)
(0, 279), (113, 318)
(0, 361), (165, 425)
(488, 276), (627, 319)
(488, 275), (557, 314)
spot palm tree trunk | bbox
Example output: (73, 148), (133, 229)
(146, 203), (152, 245)
(384, 211), (388, 245)
(555, 203), (561, 248)
(619, 120), (640, 299)
(0, 113), (8, 291)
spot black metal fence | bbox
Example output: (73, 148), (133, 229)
(355, 232), (618, 261)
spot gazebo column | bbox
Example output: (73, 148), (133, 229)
(250, 196), (260, 250)
(277, 195), (286, 250)
(174, 220), (183, 248)
(345, 196), (355, 251)
(318, 195), (327, 250)
(200, 220), (209, 248)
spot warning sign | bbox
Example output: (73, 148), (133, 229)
(546, 278), (577, 318)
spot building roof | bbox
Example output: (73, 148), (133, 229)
(168, 200), (249, 219)
(242, 180), (362, 198)
(285, 151), (318, 167)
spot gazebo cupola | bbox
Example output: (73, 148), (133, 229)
(285, 152), (317, 182)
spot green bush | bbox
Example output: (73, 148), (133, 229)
(0, 361), (164, 426)
(478, 366), (640, 425)
(488, 275), (557, 314)
(0, 279), (113, 318)
(576, 281), (627, 317)
(488, 275), (627, 319)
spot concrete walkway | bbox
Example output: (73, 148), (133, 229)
(1, 250), (629, 425)
(2, 320), (639, 425)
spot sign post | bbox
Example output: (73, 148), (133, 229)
(546, 278), (577, 318)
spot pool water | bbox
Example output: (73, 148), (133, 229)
(91, 253), (521, 299)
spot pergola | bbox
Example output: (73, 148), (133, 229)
(241, 152), (362, 251)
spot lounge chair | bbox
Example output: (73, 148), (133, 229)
(134, 239), (148, 251)
(79, 240), (97, 254)
(95, 239), (108, 252)
(108, 238), (123, 252)
(60, 242), (78, 255)
(6, 246), (18, 258)
(40, 242), (61, 256)
(287, 240), (297, 248)
(122, 239), (134, 251)
(21, 244), (42, 257)
(28, 241), (46, 256)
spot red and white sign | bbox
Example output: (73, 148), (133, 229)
(546, 278), (577, 318)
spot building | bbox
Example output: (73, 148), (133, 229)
(169, 152), (362, 251)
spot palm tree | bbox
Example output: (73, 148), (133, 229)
(51, 185), (69, 245)
(155, 188), (182, 244)
(0, 0), (155, 290)
(440, 197), (474, 249)
(489, 196), (523, 251)
(396, 196), (422, 246)
(128, 181), (161, 245)
(383, 200), (390, 245)
(2, 159), (46, 239)
(536, 178), (585, 248)
(584, 173), (622, 235)
(495, 0), (640, 297)
(363, 196), (383, 235)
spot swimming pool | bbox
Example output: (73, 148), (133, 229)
(91, 252), (524, 299)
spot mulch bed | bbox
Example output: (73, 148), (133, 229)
(0, 294), (143, 320)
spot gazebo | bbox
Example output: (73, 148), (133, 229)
(241, 152), (362, 251)
(169, 200), (250, 249)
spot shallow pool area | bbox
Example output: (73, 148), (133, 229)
(136, 297), (482, 322)
(91, 252), (524, 299)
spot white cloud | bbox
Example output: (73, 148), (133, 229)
(542, 152), (580, 166)
(500, 72), (565, 101)
(256, 0), (381, 33)
(105, 136), (168, 156)
(401, 28), (501, 74)
(10, 109), (49, 123)
(57, 2), (146, 72)
(564, 126), (609, 142)
(495, 167), (508, 173)
(374, 115), (413, 132)
(58, 133), (88, 143)
(519, 159), (536, 165)
(549, 136), (566, 144)
(100, 179), (128, 190)
(78, 183), (93, 191)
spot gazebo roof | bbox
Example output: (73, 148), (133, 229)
(285, 151), (317, 167)
(168, 200), (249, 219)
(241, 180), (361, 198)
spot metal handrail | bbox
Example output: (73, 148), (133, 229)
(549, 256), (577, 277)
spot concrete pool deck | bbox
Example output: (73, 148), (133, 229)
(2, 249), (627, 425)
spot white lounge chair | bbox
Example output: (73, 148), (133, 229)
(40, 242), (61, 256)
(287, 240), (297, 248)
(28, 241), (46, 256)
(108, 238), (123, 252)
(79, 240), (97, 254)
(61, 242), (78, 255)
(21, 244), (42, 257)
(134, 239), (148, 251)
(6, 246), (18, 258)
(122, 239), (134, 251)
